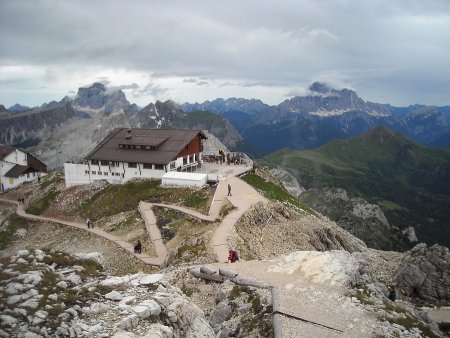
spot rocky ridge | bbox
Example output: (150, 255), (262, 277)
(0, 248), (273, 338)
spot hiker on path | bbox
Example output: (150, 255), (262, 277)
(86, 218), (92, 229)
(388, 286), (396, 301)
(228, 249), (239, 263)
(227, 184), (232, 196)
(134, 240), (142, 254)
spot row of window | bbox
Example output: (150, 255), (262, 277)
(85, 170), (123, 177)
(90, 160), (165, 170)
(91, 160), (119, 166)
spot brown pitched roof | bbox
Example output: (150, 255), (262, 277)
(0, 144), (15, 160)
(86, 128), (207, 164)
(4, 164), (37, 178)
(27, 152), (48, 173)
(1, 145), (47, 172)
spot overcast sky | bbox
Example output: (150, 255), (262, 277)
(1, 0), (450, 108)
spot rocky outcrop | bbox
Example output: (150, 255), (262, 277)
(299, 187), (414, 251)
(394, 243), (450, 305)
(0, 249), (216, 338)
(231, 201), (367, 260)
(269, 167), (305, 198)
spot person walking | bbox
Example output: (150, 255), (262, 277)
(86, 218), (92, 229)
(227, 184), (232, 196)
(388, 286), (396, 301)
(134, 240), (142, 254)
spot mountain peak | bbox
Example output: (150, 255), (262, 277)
(309, 82), (332, 94)
(353, 126), (417, 149)
(73, 83), (130, 113)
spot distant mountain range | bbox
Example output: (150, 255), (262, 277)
(2, 81), (450, 168)
(261, 126), (450, 249)
(182, 82), (450, 155)
(0, 83), (243, 169)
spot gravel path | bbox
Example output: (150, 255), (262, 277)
(211, 260), (377, 337)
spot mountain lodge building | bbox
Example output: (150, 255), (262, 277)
(64, 128), (208, 187)
(0, 144), (47, 192)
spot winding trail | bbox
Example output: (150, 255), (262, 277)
(0, 176), (266, 267)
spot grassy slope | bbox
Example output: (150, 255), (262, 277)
(241, 173), (315, 215)
(262, 127), (450, 247)
(78, 180), (211, 220)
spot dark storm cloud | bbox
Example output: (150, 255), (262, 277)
(1, 0), (450, 105)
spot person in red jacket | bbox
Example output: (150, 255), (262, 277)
(228, 249), (239, 263)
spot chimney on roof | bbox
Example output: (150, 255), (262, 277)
(126, 128), (132, 139)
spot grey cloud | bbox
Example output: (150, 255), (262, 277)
(183, 78), (198, 83)
(1, 0), (450, 105)
(133, 82), (169, 99)
(196, 81), (209, 86)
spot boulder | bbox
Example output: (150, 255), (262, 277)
(142, 324), (173, 338)
(209, 301), (231, 327)
(105, 291), (123, 301)
(139, 300), (161, 316)
(118, 296), (136, 310)
(65, 273), (82, 285)
(132, 305), (152, 319)
(395, 243), (450, 304)
(0, 314), (17, 327)
(115, 314), (140, 330)
(139, 274), (164, 286)
(17, 249), (30, 257)
(56, 281), (68, 289)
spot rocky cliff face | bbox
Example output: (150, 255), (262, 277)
(73, 82), (131, 115)
(0, 103), (76, 146)
(395, 243), (450, 305)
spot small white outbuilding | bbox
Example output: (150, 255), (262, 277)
(161, 171), (207, 188)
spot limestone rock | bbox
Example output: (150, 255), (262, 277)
(139, 274), (164, 286)
(115, 314), (140, 330)
(105, 291), (123, 301)
(142, 324), (173, 338)
(0, 314), (17, 327)
(65, 273), (82, 285)
(111, 331), (140, 338)
(56, 281), (68, 289)
(209, 301), (231, 327)
(395, 243), (450, 304)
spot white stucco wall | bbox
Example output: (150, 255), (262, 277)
(161, 171), (207, 188)
(64, 162), (169, 188)
(4, 150), (27, 166)
(1, 150), (45, 192)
